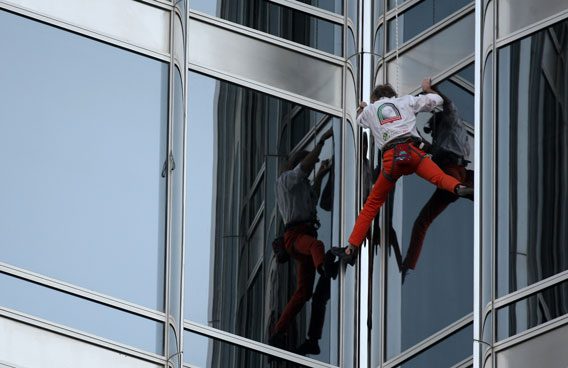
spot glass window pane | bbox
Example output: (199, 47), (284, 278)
(185, 71), (341, 365)
(385, 69), (474, 358)
(386, 12), (474, 95)
(0, 11), (168, 310)
(496, 20), (568, 297)
(395, 324), (473, 368)
(184, 330), (309, 367)
(497, 280), (568, 340)
(296, 0), (343, 14)
(387, 0), (471, 51)
(0, 273), (163, 354)
(189, 0), (343, 56)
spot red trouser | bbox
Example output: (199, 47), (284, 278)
(404, 163), (472, 269)
(348, 144), (462, 247)
(273, 226), (329, 340)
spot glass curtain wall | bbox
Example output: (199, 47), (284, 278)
(494, 19), (568, 342)
(480, 7), (568, 368)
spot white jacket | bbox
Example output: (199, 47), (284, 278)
(357, 93), (443, 149)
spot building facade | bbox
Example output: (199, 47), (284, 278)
(0, 0), (566, 368)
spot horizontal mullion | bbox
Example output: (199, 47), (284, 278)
(383, 313), (473, 368)
(0, 1), (170, 62)
(0, 262), (165, 322)
(402, 54), (474, 96)
(184, 320), (338, 368)
(383, 3), (475, 60)
(494, 313), (568, 351)
(385, 0), (426, 20)
(189, 9), (344, 65)
(450, 356), (474, 368)
(495, 8), (568, 48)
(268, 0), (343, 24)
(0, 306), (165, 365)
(493, 268), (568, 310)
(188, 63), (344, 117)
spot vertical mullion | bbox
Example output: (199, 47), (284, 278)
(164, 3), (175, 365)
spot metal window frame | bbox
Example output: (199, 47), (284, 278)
(493, 268), (568, 310)
(268, 0), (344, 24)
(0, 264), (165, 322)
(383, 3), (475, 61)
(0, 1), (170, 61)
(451, 356), (474, 368)
(189, 8), (344, 59)
(0, 306), (166, 365)
(493, 314), (568, 353)
(495, 9), (568, 48)
(183, 321), (338, 368)
(383, 314), (473, 368)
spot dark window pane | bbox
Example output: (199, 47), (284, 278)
(0, 11), (167, 310)
(0, 273), (163, 354)
(296, 0), (343, 14)
(395, 324), (473, 368)
(458, 63), (475, 85)
(387, 0), (472, 51)
(189, 0), (342, 56)
(496, 20), (568, 297)
(497, 280), (568, 340)
(185, 72), (341, 365)
(184, 330), (311, 367)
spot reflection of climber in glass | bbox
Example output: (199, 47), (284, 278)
(269, 128), (338, 356)
(401, 87), (474, 281)
(333, 79), (473, 264)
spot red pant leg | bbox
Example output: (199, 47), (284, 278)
(349, 151), (397, 247)
(287, 232), (325, 269)
(414, 156), (461, 193)
(272, 256), (315, 335)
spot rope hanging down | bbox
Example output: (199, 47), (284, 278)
(394, 0), (400, 94)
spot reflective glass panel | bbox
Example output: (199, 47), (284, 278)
(385, 70), (474, 358)
(386, 12), (474, 95)
(496, 20), (568, 297)
(394, 324), (473, 368)
(296, 0), (343, 14)
(497, 279), (568, 340)
(185, 71), (341, 364)
(387, 0), (471, 51)
(184, 330), (310, 367)
(0, 11), (168, 310)
(189, 0), (343, 56)
(457, 63), (475, 85)
(0, 272), (163, 354)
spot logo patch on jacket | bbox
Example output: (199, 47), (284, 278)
(377, 103), (402, 125)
